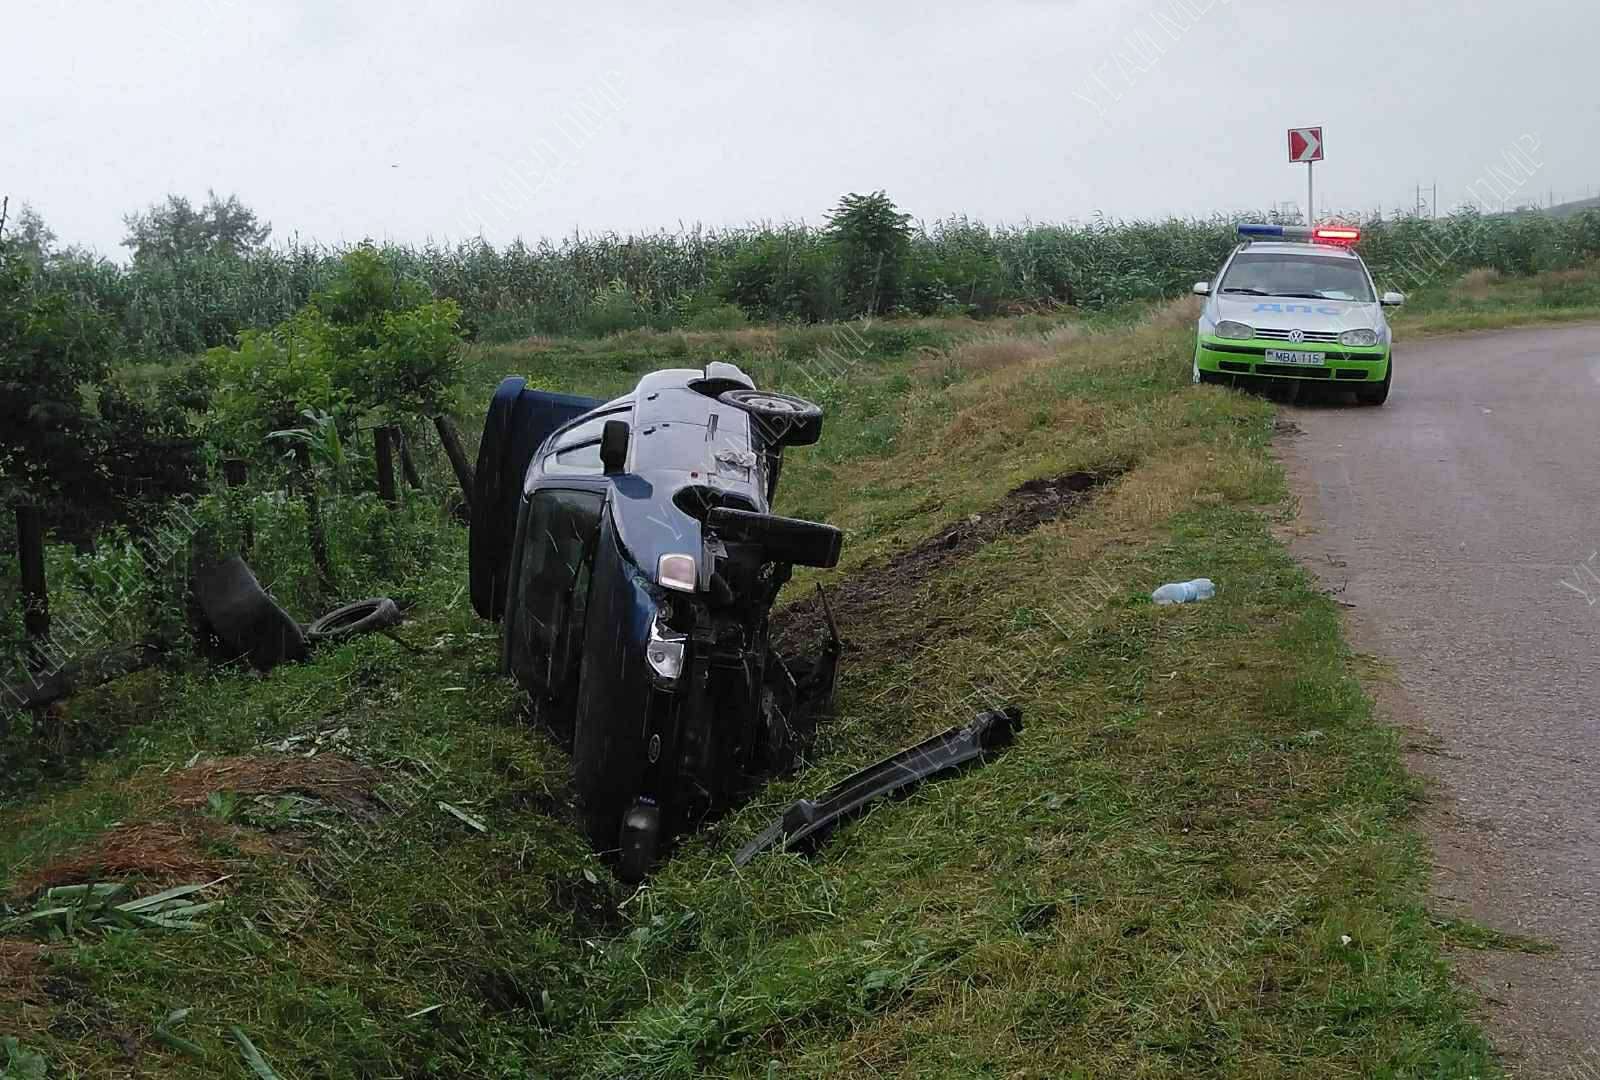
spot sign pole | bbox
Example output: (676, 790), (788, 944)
(1307, 159), (1314, 225)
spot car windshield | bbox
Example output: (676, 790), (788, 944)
(1220, 252), (1374, 302)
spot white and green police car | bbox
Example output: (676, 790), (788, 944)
(1192, 224), (1403, 405)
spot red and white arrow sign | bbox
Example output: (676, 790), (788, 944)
(1288, 127), (1324, 163)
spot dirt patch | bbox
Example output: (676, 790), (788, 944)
(167, 753), (383, 819)
(548, 875), (623, 937)
(473, 967), (541, 1014)
(774, 470), (1114, 657)
(0, 942), (48, 1007)
(11, 821), (235, 898)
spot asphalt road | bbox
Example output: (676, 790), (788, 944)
(1279, 323), (1600, 1077)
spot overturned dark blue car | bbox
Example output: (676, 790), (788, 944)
(469, 363), (842, 880)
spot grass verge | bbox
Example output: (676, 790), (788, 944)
(1, 304), (1503, 1077)
(1392, 262), (1600, 335)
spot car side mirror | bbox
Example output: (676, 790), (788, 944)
(1192, 281), (1210, 296)
(1380, 291), (1405, 307)
(600, 419), (630, 474)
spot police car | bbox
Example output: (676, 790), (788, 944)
(1192, 224), (1404, 405)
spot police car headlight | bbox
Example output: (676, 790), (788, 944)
(1339, 328), (1379, 347)
(1215, 320), (1254, 340)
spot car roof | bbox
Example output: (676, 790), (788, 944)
(1237, 241), (1362, 260)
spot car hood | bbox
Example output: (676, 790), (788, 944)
(1212, 294), (1382, 332)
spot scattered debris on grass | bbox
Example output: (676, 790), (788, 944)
(262, 725), (356, 756)
(167, 754), (382, 820)
(2, 878), (228, 940)
(11, 821), (232, 897)
(438, 802), (489, 833)
(230, 1026), (282, 1080)
(152, 1007), (204, 1060)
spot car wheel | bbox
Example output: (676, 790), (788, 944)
(719, 389), (824, 447)
(1197, 370), (1226, 386)
(617, 800), (661, 883)
(1356, 356), (1392, 405)
(571, 641), (645, 853)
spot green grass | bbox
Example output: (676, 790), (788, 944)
(1394, 262), (1600, 335)
(0, 306), (1511, 1078)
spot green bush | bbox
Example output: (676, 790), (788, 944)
(580, 278), (661, 337)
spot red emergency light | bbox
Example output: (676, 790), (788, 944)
(1312, 226), (1360, 245)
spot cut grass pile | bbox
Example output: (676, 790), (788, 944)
(0, 303), (1508, 1077)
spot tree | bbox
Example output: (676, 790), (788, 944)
(825, 191), (913, 316)
(1, 239), (118, 659)
(122, 190), (272, 263)
(310, 245), (465, 505)
(1, 201), (56, 268)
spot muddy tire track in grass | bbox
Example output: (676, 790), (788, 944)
(773, 470), (1118, 661)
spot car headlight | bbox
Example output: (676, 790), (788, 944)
(646, 615), (685, 684)
(657, 553), (697, 593)
(1214, 320), (1254, 340)
(1339, 328), (1379, 347)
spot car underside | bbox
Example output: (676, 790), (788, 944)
(469, 363), (842, 880)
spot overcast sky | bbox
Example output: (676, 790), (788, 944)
(6, 0), (1597, 257)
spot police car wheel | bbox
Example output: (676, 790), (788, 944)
(1356, 358), (1392, 405)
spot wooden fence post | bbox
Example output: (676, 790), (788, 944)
(397, 429), (423, 491)
(16, 504), (49, 647)
(375, 427), (398, 507)
(433, 415), (475, 510)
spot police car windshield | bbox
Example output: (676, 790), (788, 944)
(1221, 252), (1374, 303)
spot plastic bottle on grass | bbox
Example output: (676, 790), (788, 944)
(1151, 578), (1215, 605)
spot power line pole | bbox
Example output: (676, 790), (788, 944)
(1432, 182), (1437, 219)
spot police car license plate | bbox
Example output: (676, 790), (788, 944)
(1265, 349), (1325, 365)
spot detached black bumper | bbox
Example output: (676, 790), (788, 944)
(734, 706), (1022, 865)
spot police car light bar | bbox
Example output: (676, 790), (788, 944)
(1236, 223), (1361, 245)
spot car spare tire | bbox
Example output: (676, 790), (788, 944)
(719, 389), (824, 447)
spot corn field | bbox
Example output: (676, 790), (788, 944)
(37, 207), (1600, 360)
